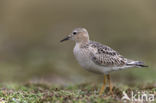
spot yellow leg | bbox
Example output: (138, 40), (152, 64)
(107, 74), (113, 95)
(99, 75), (106, 95)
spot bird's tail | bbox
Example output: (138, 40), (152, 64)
(126, 60), (148, 68)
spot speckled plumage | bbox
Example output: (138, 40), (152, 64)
(87, 41), (126, 67)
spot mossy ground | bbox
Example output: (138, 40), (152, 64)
(0, 82), (155, 103)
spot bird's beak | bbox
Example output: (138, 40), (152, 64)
(60, 36), (70, 42)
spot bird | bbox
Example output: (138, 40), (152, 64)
(60, 28), (148, 95)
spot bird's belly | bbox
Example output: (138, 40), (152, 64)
(74, 51), (91, 69)
(74, 50), (112, 74)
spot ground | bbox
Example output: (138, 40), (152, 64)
(0, 82), (155, 103)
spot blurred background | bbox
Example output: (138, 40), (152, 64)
(0, 0), (155, 85)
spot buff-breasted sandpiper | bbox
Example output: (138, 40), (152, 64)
(60, 28), (148, 95)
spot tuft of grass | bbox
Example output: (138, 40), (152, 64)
(0, 82), (155, 103)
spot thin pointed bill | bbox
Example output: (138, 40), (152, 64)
(60, 36), (70, 42)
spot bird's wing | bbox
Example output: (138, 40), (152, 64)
(89, 41), (127, 67)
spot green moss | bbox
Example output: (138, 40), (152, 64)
(0, 83), (155, 103)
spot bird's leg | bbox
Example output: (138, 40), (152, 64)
(107, 74), (113, 95)
(99, 75), (106, 95)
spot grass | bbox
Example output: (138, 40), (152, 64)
(0, 82), (156, 103)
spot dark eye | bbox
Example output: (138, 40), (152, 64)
(73, 32), (77, 35)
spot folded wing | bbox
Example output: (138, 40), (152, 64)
(89, 41), (128, 67)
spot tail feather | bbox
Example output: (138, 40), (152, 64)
(126, 61), (148, 67)
(135, 61), (148, 67)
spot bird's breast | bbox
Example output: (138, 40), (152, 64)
(73, 44), (91, 69)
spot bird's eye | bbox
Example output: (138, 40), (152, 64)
(73, 32), (77, 35)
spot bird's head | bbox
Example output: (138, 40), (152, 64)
(60, 28), (89, 43)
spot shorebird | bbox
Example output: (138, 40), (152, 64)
(60, 28), (147, 95)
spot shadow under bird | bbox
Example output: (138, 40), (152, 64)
(60, 28), (148, 95)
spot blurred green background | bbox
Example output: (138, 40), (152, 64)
(0, 0), (155, 85)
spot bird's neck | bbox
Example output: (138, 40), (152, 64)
(75, 34), (89, 44)
(76, 38), (89, 43)
(76, 40), (90, 48)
